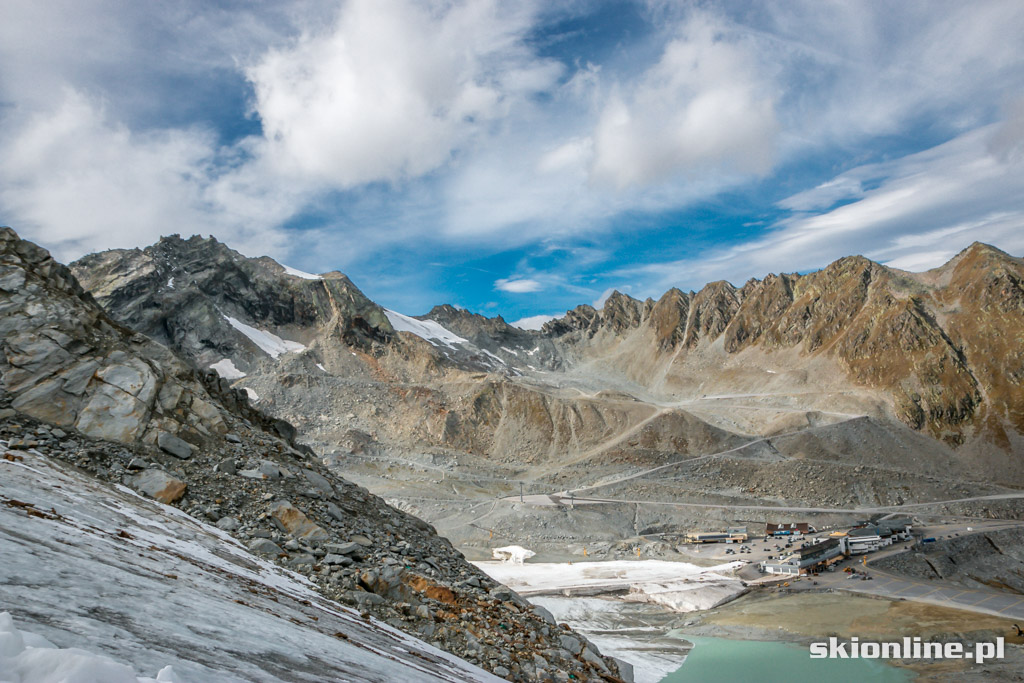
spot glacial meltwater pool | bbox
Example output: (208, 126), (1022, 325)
(662, 634), (913, 682)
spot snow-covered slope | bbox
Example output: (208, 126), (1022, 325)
(222, 314), (306, 359)
(0, 446), (498, 683)
(384, 309), (468, 348)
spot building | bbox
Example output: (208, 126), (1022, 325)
(766, 522), (810, 537)
(846, 525), (893, 555)
(876, 517), (913, 541)
(760, 557), (801, 576)
(761, 537), (847, 575)
(793, 537), (847, 572)
(686, 527), (748, 544)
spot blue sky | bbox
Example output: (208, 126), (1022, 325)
(3, 1), (1024, 327)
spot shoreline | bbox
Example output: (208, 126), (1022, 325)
(478, 556), (1024, 681)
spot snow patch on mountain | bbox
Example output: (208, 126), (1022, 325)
(282, 265), (322, 280)
(209, 358), (246, 380)
(479, 349), (505, 365)
(222, 314), (306, 359)
(384, 310), (467, 348)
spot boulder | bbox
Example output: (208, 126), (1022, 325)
(75, 383), (146, 442)
(323, 542), (360, 555)
(248, 538), (283, 556)
(127, 469), (186, 504)
(302, 468), (334, 497)
(267, 500), (329, 541)
(157, 432), (193, 460)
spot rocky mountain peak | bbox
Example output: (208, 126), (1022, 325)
(1, 226), (230, 447)
(71, 237), (396, 374)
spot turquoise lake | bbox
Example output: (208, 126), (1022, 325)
(662, 634), (913, 682)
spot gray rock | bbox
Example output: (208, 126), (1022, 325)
(0, 408), (16, 420)
(214, 458), (236, 475)
(351, 534), (373, 547)
(322, 554), (353, 566)
(287, 553), (316, 567)
(490, 587), (513, 602)
(157, 432), (194, 460)
(258, 460), (282, 479)
(324, 542), (360, 555)
(326, 502), (345, 522)
(302, 468), (334, 497)
(216, 516), (240, 531)
(558, 634), (581, 654)
(581, 647), (610, 675)
(352, 591), (386, 607)
(611, 657), (634, 682)
(58, 360), (99, 396)
(75, 383), (146, 442)
(532, 605), (557, 625)
(248, 538), (283, 556)
(225, 433), (242, 443)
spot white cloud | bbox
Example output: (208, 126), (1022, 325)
(246, 0), (560, 187)
(495, 278), (543, 293)
(510, 314), (556, 330)
(630, 123), (1024, 292)
(1, 0), (1023, 309)
(0, 90), (297, 263)
(778, 177), (864, 212)
(589, 13), (779, 188)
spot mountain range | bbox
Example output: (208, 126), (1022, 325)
(61, 234), (1024, 556)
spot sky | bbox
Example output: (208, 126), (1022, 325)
(2, 1), (1024, 328)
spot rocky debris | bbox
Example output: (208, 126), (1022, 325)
(126, 469), (187, 504)
(0, 228), (630, 682)
(875, 527), (1024, 594)
(0, 404), (630, 681)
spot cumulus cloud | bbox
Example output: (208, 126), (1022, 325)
(589, 13), (779, 188)
(495, 278), (543, 293)
(2, 0), (1023, 318)
(0, 90), (297, 263)
(247, 0), (561, 187)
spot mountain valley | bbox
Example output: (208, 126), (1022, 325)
(66, 234), (1024, 559)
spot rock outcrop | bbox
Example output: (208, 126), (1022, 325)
(1, 227), (631, 682)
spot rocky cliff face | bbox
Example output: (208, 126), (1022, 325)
(537, 244), (1021, 451)
(1, 227), (631, 682)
